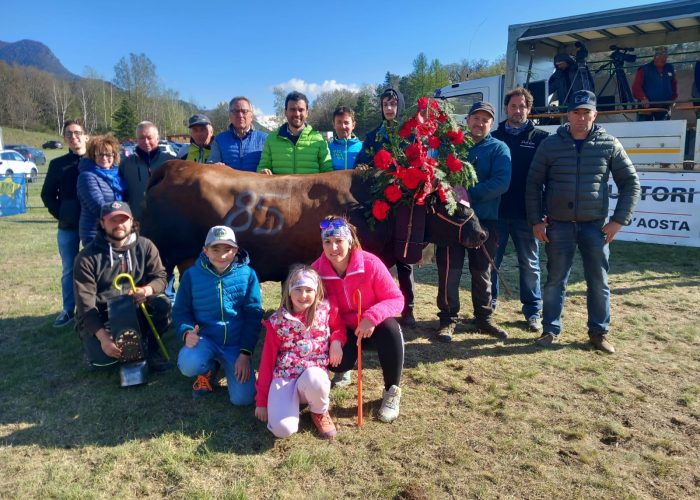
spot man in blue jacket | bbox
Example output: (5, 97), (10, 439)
(434, 102), (511, 342)
(209, 96), (268, 171)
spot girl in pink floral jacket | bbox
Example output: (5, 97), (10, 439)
(255, 265), (345, 439)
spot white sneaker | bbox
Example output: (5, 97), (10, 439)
(378, 385), (402, 423)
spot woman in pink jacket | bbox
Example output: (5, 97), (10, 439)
(312, 215), (405, 423)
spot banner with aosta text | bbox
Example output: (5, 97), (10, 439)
(608, 171), (700, 247)
(0, 175), (27, 217)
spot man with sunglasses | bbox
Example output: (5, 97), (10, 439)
(41, 120), (88, 328)
(209, 96), (268, 171)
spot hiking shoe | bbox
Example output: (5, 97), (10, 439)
(475, 318), (509, 340)
(535, 332), (559, 347)
(589, 334), (615, 354)
(378, 385), (402, 423)
(433, 323), (455, 343)
(527, 316), (543, 333)
(53, 311), (74, 328)
(192, 370), (215, 398)
(331, 370), (352, 388)
(399, 309), (416, 328)
(311, 410), (337, 439)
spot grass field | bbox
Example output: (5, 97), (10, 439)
(1, 178), (699, 499)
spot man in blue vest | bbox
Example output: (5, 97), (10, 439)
(209, 96), (268, 171)
(632, 46), (678, 121)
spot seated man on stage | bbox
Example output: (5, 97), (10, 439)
(73, 201), (172, 372)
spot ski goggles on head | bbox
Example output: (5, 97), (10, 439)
(320, 218), (352, 242)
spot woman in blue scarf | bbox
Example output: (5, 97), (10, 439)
(77, 134), (127, 245)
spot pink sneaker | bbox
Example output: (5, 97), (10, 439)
(311, 411), (337, 439)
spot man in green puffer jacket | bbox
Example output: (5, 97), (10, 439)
(525, 90), (640, 354)
(258, 91), (332, 175)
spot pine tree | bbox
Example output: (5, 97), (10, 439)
(112, 98), (138, 140)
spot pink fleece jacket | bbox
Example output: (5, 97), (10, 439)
(312, 249), (404, 329)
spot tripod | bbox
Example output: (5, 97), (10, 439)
(561, 42), (595, 106)
(595, 46), (635, 109)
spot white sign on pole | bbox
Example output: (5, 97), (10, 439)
(609, 171), (700, 247)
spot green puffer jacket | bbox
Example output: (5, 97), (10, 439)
(257, 125), (332, 174)
(526, 124), (640, 226)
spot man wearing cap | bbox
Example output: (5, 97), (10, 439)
(208, 96), (268, 171)
(632, 46), (678, 121)
(526, 90), (640, 353)
(73, 201), (172, 371)
(178, 114), (214, 163)
(434, 101), (512, 343)
(119, 121), (176, 221)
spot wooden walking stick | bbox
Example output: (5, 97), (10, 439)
(353, 288), (363, 427)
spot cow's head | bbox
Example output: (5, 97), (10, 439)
(424, 198), (487, 248)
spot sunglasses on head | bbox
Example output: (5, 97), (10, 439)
(319, 219), (348, 230)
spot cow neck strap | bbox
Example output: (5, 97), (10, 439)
(432, 208), (475, 244)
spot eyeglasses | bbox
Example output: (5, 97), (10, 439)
(64, 130), (84, 137)
(229, 109), (251, 115)
(319, 219), (348, 230)
(97, 152), (115, 158)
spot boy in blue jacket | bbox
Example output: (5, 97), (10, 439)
(174, 225), (263, 404)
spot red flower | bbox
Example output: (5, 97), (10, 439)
(417, 97), (429, 110)
(384, 184), (402, 203)
(373, 150), (394, 170)
(428, 136), (441, 149)
(438, 186), (448, 202)
(405, 143), (426, 168)
(401, 168), (427, 190)
(436, 113), (448, 123)
(416, 121), (437, 138)
(446, 154), (463, 172)
(446, 129), (465, 145)
(372, 199), (391, 221)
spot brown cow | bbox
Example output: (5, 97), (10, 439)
(141, 160), (486, 283)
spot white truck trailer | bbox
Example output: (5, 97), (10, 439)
(434, 0), (700, 246)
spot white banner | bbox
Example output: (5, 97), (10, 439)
(609, 171), (700, 247)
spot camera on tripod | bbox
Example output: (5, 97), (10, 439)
(574, 41), (589, 64)
(610, 45), (636, 64)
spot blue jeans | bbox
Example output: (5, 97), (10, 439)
(491, 218), (541, 321)
(542, 220), (610, 336)
(178, 336), (256, 406)
(57, 228), (81, 314)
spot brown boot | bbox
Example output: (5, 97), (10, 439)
(589, 334), (615, 354)
(474, 317), (508, 340)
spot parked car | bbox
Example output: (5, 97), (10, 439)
(1, 149), (39, 182)
(42, 140), (64, 149)
(4, 144), (46, 165)
(158, 140), (179, 156)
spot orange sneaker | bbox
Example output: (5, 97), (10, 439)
(192, 370), (215, 398)
(310, 411), (337, 439)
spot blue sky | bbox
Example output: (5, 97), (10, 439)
(4, 0), (658, 117)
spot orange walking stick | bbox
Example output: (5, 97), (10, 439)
(353, 288), (363, 427)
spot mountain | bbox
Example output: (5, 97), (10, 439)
(0, 39), (77, 80)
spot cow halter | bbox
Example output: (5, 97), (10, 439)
(432, 208), (475, 245)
